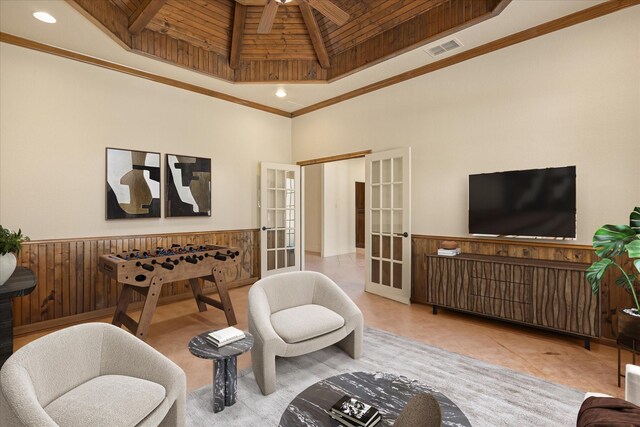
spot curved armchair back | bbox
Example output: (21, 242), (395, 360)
(253, 271), (323, 313)
(2, 323), (105, 408)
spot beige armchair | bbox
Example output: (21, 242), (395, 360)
(0, 322), (185, 427)
(248, 271), (363, 395)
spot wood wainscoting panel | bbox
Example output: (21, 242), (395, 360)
(412, 235), (632, 342)
(12, 229), (259, 334)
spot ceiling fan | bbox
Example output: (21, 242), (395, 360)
(256, 0), (350, 34)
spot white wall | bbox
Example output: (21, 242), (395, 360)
(304, 163), (322, 253)
(0, 43), (291, 240)
(322, 158), (364, 257)
(291, 9), (640, 245)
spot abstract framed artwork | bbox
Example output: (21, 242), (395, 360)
(165, 154), (211, 217)
(106, 148), (161, 219)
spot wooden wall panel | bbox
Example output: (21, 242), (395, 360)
(235, 59), (328, 82)
(412, 235), (632, 341)
(71, 0), (132, 48)
(11, 229), (259, 333)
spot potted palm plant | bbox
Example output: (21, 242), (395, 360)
(0, 226), (29, 286)
(587, 207), (640, 339)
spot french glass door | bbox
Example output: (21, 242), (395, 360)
(260, 163), (301, 277)
(365, 148), (411, 304)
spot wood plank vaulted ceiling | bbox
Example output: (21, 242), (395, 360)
(69, 0), (509, 83)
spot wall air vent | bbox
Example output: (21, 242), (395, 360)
(425, 38), (463, 57)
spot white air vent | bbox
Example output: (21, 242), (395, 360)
(425, 38), (463, 57)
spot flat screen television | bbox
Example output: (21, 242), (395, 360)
(469, 166), (576, 239)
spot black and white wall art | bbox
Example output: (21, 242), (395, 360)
(106, 148), (161, 219)
(165, 154), (211, 217)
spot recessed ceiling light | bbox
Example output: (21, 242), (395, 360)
(33, 11), (56, 24)
(275, 0), (293, 4)
(275, 89), (287, 98)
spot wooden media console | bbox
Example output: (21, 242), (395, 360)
(423, 253), (599, 349)
(99, 244), (240, 340)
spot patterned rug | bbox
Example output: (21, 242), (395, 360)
(187, 327), (584, 426)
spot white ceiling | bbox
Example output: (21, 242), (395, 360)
(0, 0), (605, 113)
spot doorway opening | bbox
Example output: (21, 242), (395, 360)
(303, 158), (365, 287)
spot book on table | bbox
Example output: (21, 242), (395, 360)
(437, 248), (461, 256)
(330, 395), (380, 427)
(205, 326), (245, 348)
(330, 412), (381, 427)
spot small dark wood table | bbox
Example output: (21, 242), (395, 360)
(279, 371), (470, 426)
(0, 267), (37, 368)
(617, 334), (638, 387)
(188, 330), (253, 413)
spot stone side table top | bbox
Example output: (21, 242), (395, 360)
(0, 267), (36, 299)
(188, 330), (253, 361)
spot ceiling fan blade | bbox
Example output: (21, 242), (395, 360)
(257, 0), (279, 34)
(306, 0), (349, 26)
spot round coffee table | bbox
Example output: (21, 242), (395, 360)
(188, 330), (253, 413)
(279, 371), (470, 426)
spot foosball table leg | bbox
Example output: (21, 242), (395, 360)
(112, 285), (133, 327)
(135, 278), (163, 340)
(189, 278), (208, 312)
(212, 268), (237, 326)
(111, 278), (163, 341)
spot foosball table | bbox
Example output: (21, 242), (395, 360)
(99, 244), (240, 340)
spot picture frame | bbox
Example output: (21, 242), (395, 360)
(105, 147), (161, 219)
(165, 154), (211, 217)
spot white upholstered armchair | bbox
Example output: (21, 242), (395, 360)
(0, 322), (185, 427)
(248, 271), (363, 395)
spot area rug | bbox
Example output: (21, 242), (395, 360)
(187, 327), (584, 426)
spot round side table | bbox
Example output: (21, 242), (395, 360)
(0, 267), (37, 368)
(188, 330), (253, 413)
(279, 371), (470, 426)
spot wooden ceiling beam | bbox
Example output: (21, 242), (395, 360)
(306, 0), (349, 26)
(129, 0), (167, 34)
(230, 3), (247, 69)
(299, 2), (330, 69)
(257, 0), (280, 34)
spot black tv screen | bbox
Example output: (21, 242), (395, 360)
(469, 166), (576, 238)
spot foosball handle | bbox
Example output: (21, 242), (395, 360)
(161, 262), (175, 270)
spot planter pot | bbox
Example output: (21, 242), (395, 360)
(0, 252), (17, 286)
(618, 308), (640, 341)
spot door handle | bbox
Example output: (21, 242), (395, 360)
(262, 226), (273, 231)
(395, 232), (409, 238)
